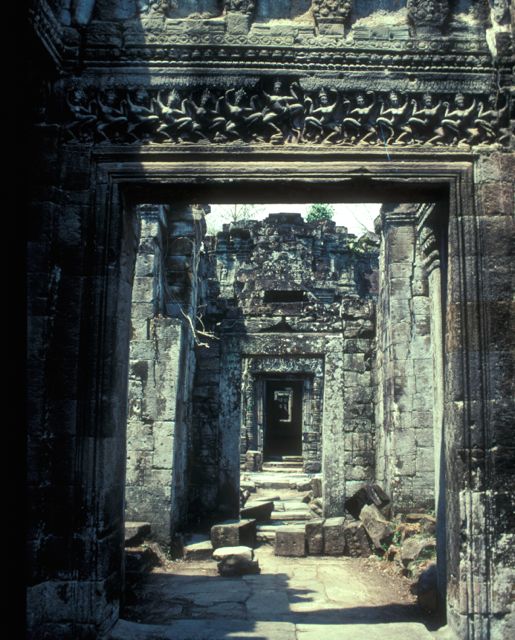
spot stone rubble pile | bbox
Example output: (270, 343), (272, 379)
(178, 477), (438, 608)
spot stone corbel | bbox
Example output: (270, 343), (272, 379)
(224, 0), (255, 34)
(312, 0), (352, 37)
(406, 0), (449, 35)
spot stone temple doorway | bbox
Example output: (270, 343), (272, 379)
(264, 378), (303, 458)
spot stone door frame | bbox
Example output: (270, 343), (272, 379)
(240, 355), (325, 472)
(85, 145), (488, 637)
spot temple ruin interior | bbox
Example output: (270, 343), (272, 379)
(27, 1), (513, 639)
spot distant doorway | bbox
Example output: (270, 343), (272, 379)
(264, 379), (303, 457)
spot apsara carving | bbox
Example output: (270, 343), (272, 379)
(60, 82), (510, 148)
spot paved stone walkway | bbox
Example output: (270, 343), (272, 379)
(108, 546), (439, 639)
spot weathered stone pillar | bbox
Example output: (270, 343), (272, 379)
(218, 333), (243, 517)
(416, 208), (447, 608)
(125, 204), (200, 546)
(322, 345), (346, 517)
(374, 204), (436, 513)
(443, 152), (515, 640)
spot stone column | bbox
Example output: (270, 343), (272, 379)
(322, 338), (346, 517)
(125, 204), (201, 546)
(417, 211), (447, 607)
(374, 204), (436, 513)
(443, 152), (515, 640)
(217, 333), (243, 517)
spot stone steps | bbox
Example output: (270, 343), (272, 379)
(257, 520), (308, 543)
(266, 455), (304, 462)
(262, 460), (303, 468)
(270, 510), (310, 521)
(273, 499), (310, 512)
(261, 457), (304, 473)
(244, 472), (314, 491)
(248, 470), (313, 544)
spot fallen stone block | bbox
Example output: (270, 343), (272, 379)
(296, 480), (312, 492)
(183, 540), (214, 561)
(344, 483), (391, 519)
(396, 522), (421, 542)
(343, 520), (372, 557)
(400, 536), (436, 566)
(405, 513), (437, 535)
(213, 546), (254, 562)
(323, 517), (346, 556)
(217, 555), (260, 577)
(125, 546), (161, 574)
(359, 504), (394, 550)
(306, 519), (325, 555)
(124, 521), (151, 547)
(245, 450), (263, 472)
(211, 519), (257, 550)
(312, 476), (322, 498)
(240, 480), (256, 493)
(275, 526), (306, 557)
(240, 500), (274, 521)
(309, 496), (323, 517)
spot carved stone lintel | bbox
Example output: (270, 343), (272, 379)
(407, 0), (449, 33)
(56, 83), (509, 148)
(313, 0), (353, 36)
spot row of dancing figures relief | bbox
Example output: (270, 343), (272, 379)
(307, 90), (510, 146)
(63, 84), (510, 145)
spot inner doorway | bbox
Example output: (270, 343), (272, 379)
(264, 379), (303, 458)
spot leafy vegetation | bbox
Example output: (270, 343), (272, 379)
(306, 203), (335, 223)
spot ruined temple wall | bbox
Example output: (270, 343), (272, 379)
(374, 204), (436, 514)
(27, 0), (514, 637)
(189, 217), (379, 518)
(27, 141), (124, 638)
(444, 152), (515, 639)
(125, 205), (204, 545)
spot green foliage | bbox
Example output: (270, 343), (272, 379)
(306, 203), (335, 223)
(392, 529), (402, 547)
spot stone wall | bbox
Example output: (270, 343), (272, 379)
(125, 204), (204, 545)
(374, 203), (437, 514)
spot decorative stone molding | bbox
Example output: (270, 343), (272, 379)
(224, 0), (255, 33)
(418, 226), (440, 275)
(312, 0), (352, 36)
(407, 0), (449, 33)
(224, 0), (255, 14)
(29, 0), (64, 66)
(56, 83), (511, 148)
(138, 1), (175, 16)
